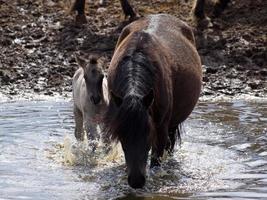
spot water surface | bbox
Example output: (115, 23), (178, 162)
(0, 100), (266, 199)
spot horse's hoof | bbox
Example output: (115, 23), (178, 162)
(76, 14), (87, 25)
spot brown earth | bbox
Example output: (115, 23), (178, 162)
(0, 0), (266, 99)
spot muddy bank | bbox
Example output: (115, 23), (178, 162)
(0, 0), (266, 99)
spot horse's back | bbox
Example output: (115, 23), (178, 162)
(146, 14), (202, 127)
(147, 14), (202, 127)
(114, 14), (202, 128)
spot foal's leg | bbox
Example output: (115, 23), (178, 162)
(213, 0), (230, 18)
(119, 0), (136, 20)
(71, 0), (87, 24)
(74, 107), (84, 141)
(84, 122), (99, 141)
(84, 115), (100, 151)
(150, 125), (169, 168)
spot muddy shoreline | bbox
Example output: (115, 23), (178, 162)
(0, 0), (266, 100)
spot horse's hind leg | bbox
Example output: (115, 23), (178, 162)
(213, 0), (230, 18)
(119, 0), (136, 20)
(71, 0), (87, 24)
(150, 125), (169, 168)
(74, 107), (84, 140)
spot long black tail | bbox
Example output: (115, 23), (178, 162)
(166, 123), (183, 154)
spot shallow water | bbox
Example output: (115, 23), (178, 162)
(0, 100), (266, 199)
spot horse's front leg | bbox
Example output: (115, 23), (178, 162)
(150, 125), (169, 168)
(74, 107), (85, 141)
(72, 0), (87, 24)
(213, 0), (230, 18)
(192, 0), (211, 28)
(119, 0), (136, 20)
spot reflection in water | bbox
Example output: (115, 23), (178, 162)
(0, 100), (266, 199)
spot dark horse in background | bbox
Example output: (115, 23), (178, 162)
(71, 0), (230, 27)
(104, 14), (202, 188)
(70, 0), (136, 24)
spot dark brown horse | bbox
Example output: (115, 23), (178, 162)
(104, 14), (202, 188)
(70, 0), (136, 24)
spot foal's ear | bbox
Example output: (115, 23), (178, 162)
(142, 89), (154, 109)
(111, 91), (123, 107)
(75, 55), (87, 69)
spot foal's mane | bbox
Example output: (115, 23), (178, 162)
(104, 31), (158, 141)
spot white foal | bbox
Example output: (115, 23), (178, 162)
(72, 55), (108, 143)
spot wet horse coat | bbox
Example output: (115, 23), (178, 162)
(104, 14), (202, 188)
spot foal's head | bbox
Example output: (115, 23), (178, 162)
(76, 55), (105, 105)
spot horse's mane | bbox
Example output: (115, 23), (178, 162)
(105, 95), (151, 142)
(104, 31), (156, 141)
(113, 32), (157, 97)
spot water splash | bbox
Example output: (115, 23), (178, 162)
(59, 134), (124, 167)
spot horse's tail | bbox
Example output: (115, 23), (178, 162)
(167, 123), (184, 153)
(177, 123), (184, 145)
